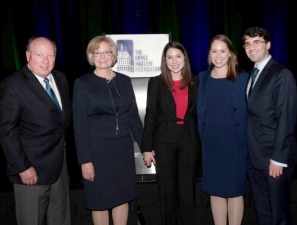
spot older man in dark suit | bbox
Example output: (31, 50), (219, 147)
(243, 27), (297, 225)
(0, 37), (72, 225)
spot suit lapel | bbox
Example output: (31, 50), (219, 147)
(23, 66), (53, 105)
(52, 71), (65, 117)
(233, 74), (243, 107)
(184, 77), (197, 118)
(200, 70), (211, 122)
(248, 58), (274, 104)
(161, 83), (175, 105)
(23, 66), (63, 117)
(187, 81), (195, 111)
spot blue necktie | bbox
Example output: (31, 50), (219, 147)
(43, 78), (63, 116)
(248, 68), (259, 97)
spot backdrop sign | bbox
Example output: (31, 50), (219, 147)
(106, 34), (170, 78)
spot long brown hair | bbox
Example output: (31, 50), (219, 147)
(208, 34), (244, 81)
(160, 41), (193, 90)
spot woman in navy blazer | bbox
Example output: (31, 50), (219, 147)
(197, 35), (248, 225)
(73, 36), (143, 225)
(142, 41), (200, 225)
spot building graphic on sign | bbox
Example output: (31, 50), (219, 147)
(116, 40), (134, 72)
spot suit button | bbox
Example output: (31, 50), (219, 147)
(234, 108), (237, 111)
(236, 123), (240, 126)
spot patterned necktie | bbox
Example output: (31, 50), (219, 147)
(43, 78), (63, 116)
(248, 68), (259, 97)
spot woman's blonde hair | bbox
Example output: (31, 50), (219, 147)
(86, 36), (118, 66)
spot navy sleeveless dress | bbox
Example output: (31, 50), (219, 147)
(201, 77), (247, 197)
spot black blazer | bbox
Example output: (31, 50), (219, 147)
(142, 75), (200, 155)
(0, 65), (72, 184)
(72, 72), (143, 164)
(247, 58), (297, 170)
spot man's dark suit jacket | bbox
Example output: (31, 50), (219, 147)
(142, 75), (200, 160)
(248, 57), (297, 170)
(0, 65), (72, 185)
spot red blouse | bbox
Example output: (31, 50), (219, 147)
(171, 79), (188, 124)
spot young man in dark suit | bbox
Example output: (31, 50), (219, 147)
(0, 37), (72, 225)
(243, 26), (297, 225)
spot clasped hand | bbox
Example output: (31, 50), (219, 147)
(143, 150), (156, 167)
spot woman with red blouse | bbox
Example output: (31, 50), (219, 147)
(142, 41), (201, 225)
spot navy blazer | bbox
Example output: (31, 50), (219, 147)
(247, 58), (297, 170)
(73, 72), (143, 164)
(197, 69), (249, 146)
(0, 65), (72, 185)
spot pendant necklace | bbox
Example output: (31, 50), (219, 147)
(106, 77), (122, 135)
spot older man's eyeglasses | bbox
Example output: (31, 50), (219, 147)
(243, 40), (266, 49)
(92, 51), (113, 57)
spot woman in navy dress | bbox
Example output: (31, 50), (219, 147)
(73, 36), (143, 225)
(197, 35), (248, 225)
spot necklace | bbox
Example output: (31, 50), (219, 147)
(106, 77), (122, 135)
(106, 71), (113, 83)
